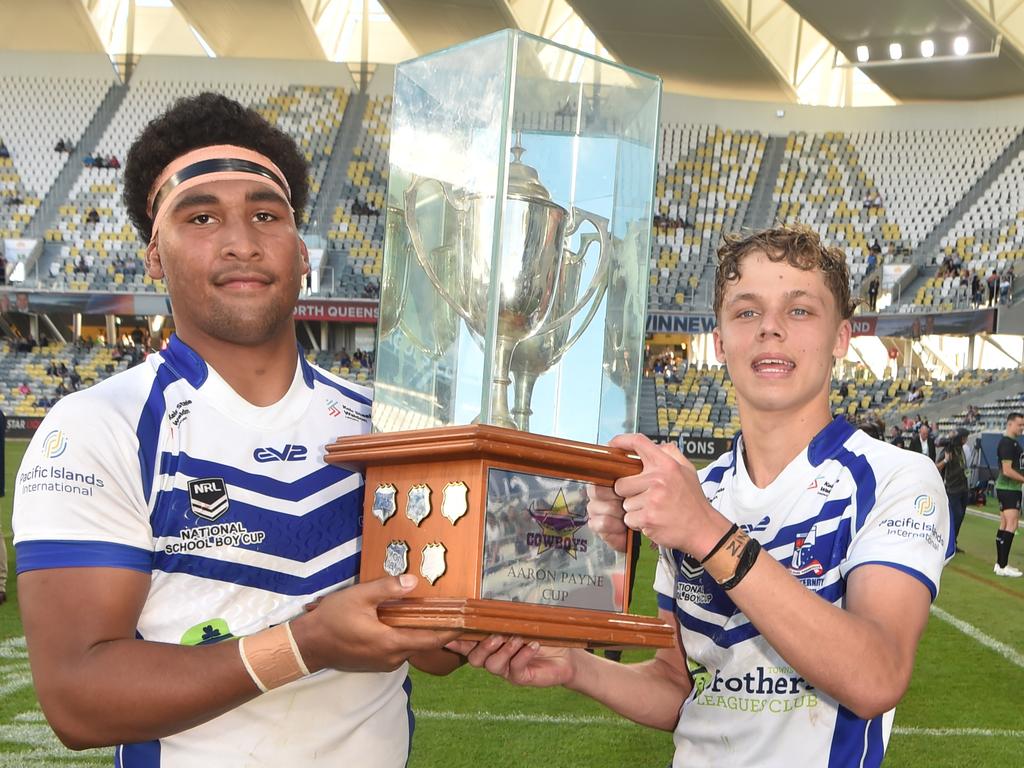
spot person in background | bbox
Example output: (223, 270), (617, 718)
(993, 412), (1024, 577)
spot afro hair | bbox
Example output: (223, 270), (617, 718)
(122, 92), (309, 242)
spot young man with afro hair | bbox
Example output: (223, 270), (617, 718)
(14, 92), (461, 766)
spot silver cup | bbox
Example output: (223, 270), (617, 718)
(403, 148), (608, 429)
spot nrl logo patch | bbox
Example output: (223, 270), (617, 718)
(188, 477), (229, 521)
(679, 554), (705, 580)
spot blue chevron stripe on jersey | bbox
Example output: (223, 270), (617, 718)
(151, 547), (360, 595)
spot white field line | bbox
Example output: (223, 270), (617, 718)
(966, 506), (1024, 528)
(929, 605), (1024, 669)
(414, 709), (1024, 738)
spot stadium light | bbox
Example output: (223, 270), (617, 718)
(839, 34), (999, 68)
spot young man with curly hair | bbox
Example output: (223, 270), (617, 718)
(451, 225), (951, 767)
(14, 93), (459, 766)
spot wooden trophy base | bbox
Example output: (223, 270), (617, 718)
(378, 597), (674, 649)
(326, 424), (674, 650)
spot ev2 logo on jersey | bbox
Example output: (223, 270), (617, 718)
(253, 444), (308, 463)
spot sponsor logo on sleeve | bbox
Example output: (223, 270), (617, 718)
(41, 430), (68, 459)
(915, 494), (936, 516)
(17, 463), (105, 497)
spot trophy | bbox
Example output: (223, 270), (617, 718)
(326, 30), (668, 647)
(403, 142), (611, 429)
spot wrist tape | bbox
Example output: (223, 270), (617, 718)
(701, 525), (761, 591)
(238, 622), (310, 693)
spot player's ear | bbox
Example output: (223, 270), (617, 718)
(713, 327), (726, 363)
(832, 318), (852, 360)
(298, 239), (310, 274)
(146, 240), (165, 279)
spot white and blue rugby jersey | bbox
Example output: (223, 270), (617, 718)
(655, 417), (950, 768)
(14, 335), (414, 767)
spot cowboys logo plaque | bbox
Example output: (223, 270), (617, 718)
(325, 31), (671, 648)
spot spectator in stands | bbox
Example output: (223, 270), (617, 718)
(14, 91), (459, 763)
(0, 142), (9, 158)
(55, 139), (67, 153)
(993, 412), (1024, 577)
(68, 367), (81, 390)
(888, 425), (907, 449)
(86, 208), (100, 225)
(17, 382), (31, 396)
(8, 194), (22, 206)
(867, 275), (880, 312)
(986, 269), (999, 306)
(82, 153), (94, 167)
(74, 255), (89, 275)
(0, 252), (6, 286)
(453, 223), (949, 768)
(45, 360), (58, 377)
(971, 272), (983, 307)
(108, 154), (121, 169)
(1000, 267), (1014, 304)
(908, 423), (937, 461)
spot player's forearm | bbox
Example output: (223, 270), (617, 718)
(30, 637), (258, 749)
(727, 556), (920, 718)
(565, 650), (691, 730)
(1003, 468), (1024, 484)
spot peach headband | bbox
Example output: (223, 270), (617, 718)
(146, 144), (292, 242)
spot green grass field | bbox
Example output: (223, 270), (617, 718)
(1, 438), (1022, 766)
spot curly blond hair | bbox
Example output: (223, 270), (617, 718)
(713, 224), (857, 320)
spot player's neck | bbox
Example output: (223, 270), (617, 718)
(180, 330), (300, 407)
(736, 400), (833, 489)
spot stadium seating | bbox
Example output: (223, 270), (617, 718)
(43, 81), (348, 292)
(327, 95), (391, 297)
(934, 147), (1024, 304)
(650, 125), (765, 310)
(0, 342), (130, 418)
(642, 362), (1019, 442)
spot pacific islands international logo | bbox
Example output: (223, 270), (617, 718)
(41, 429), (68, 459)
(527, 488), (589, 559)
(915, 494), (936, 517)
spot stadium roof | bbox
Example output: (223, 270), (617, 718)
(3, 0), (1024, 105)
